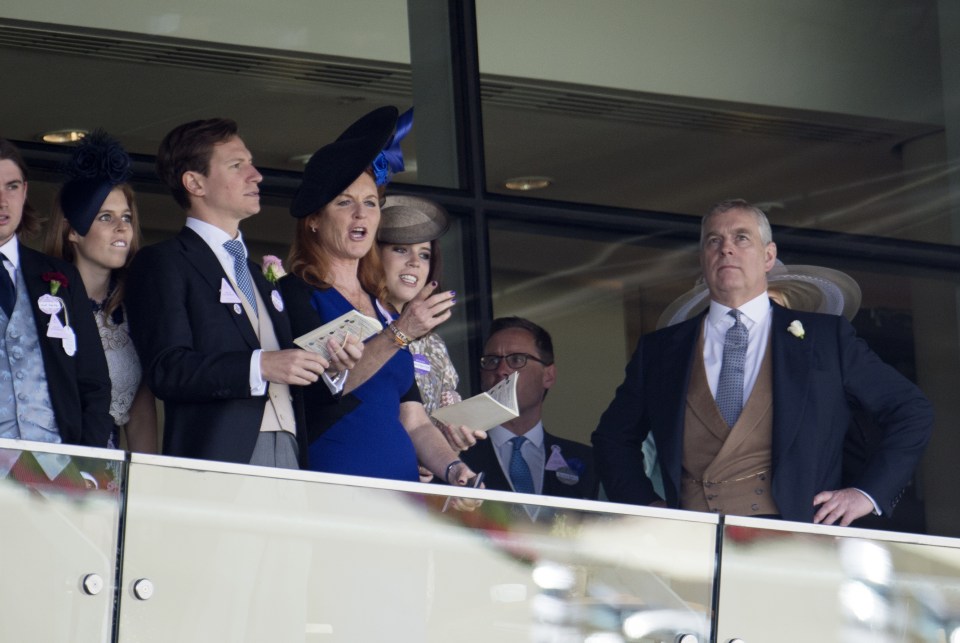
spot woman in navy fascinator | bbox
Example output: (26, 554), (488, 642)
(44, 130), (158, 452)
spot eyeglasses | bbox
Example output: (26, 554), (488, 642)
(479, 353), (550, 371)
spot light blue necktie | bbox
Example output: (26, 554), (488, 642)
(223, 239), (258, 315)
(716, 309), (748, 427)
(509, 436), (535, 494)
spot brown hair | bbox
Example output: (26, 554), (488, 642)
(0, 139), (42, 239)
(44, 183), (142, 323)
(156, 118), (239, 210)
(288, 170), (386, 298)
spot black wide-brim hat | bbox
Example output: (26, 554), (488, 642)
(378, 195), (450, 244)
(289, 106), (399, 219)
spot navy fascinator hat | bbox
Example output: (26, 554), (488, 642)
(290, 106), (412, 219)
(60, 129), (133, 235)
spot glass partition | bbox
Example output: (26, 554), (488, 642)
(718, 515), (960, 643)
(118, 454), (718, 643)
(477, 0), (959, 246)
(0, 438), (125, 643)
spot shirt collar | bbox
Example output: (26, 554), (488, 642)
(0, 235), (20, 267)
(186, 217), (245, 251)
(707, 291), (771, 328)
(490, 421), (544, 448)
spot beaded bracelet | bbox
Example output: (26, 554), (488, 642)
(445, 459), (463, 484)
(388, 322), (413, 349)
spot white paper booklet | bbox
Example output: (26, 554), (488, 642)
(430, 371), (519, 431)
(294, 310), (383, 360)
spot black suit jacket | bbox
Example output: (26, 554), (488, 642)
(592, 302), (933, 522)
(126, 227), (306, 466)
(461, 429), (599, 500)
(18, 246), (113, 447)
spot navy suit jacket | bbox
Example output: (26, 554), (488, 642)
(461, 429), (599, 500)
(592, 302), (933, 522)
(19, 246), (113, 447)
(126, 227), (307, 466)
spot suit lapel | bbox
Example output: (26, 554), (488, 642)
(770, 303), (813, 461)
(250, 262), (293, 346)
(467, 440), (511, 492)
(655, 314), (703, 494)
(177, 228), (259, 350)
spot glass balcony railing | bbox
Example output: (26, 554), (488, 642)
(2, 439), (959, 643)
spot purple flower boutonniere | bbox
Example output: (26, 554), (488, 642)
(787, 320), (805, 339)
(262, 255), (286, 284)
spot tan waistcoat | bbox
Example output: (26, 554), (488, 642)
(233, 276), (297, 435)
(680, 325), (778, 516)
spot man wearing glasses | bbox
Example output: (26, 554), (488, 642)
(459, 317), (598, 499)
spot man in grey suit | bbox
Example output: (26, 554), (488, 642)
(593, 199), (932, 525)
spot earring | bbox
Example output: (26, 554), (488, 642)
(310, 226), (317, 233)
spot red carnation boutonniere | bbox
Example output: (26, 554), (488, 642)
(42, 272), (69, 296)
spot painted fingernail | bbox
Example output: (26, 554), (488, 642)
(451, 299), (457, 305)
(450, 291), (456, 297)
(431, 280), (438, 287)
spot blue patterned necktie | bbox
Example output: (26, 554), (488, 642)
(508, 436), (535, 494)
(716, 309), (748, 427)
(223, 239), (258, 315)
(0, 254), (14, 318)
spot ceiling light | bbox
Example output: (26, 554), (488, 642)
(504, 176), (552, 191)
(40, 129), (89, 144)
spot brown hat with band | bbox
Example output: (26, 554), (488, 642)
(378, 195), (450, 244)
(657, 260), (862, 329)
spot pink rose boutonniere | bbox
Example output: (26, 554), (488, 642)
(787, 320), (805, 339)
(42, 271), (69, 296)
(262, 255), (286, 285)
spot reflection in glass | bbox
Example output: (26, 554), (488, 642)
(120, 459), (716, 642)
(0, 442), (124, 643)
(719, 521), (960, 642)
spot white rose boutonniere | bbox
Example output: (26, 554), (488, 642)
(787, 320), (805, 339)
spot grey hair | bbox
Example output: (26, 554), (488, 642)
(700, 199), (773, 246)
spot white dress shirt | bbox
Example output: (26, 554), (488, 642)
(702, 292), (772, 406)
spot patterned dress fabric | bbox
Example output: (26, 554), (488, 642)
(716, 309), (748, 427)
(94, 307), (142, 448)
(408, 332), (459, 416)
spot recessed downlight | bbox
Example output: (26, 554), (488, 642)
(504, 176), (552, 191)
(40, 129), (89, 144)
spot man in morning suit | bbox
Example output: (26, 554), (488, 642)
(460, 317), (598, 500)
(0, 140), (112, 447)
(592, 199), (933, 525)
(126, 119), (358, 468)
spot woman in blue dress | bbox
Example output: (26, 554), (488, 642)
(279, 106), (479, 485)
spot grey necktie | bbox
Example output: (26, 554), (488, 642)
(223, 239), (258, 315)
(508, 436), (535, 494)
(716, 309), (748, 427)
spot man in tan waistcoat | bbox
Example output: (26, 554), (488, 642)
(592, 199), (933, 525)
